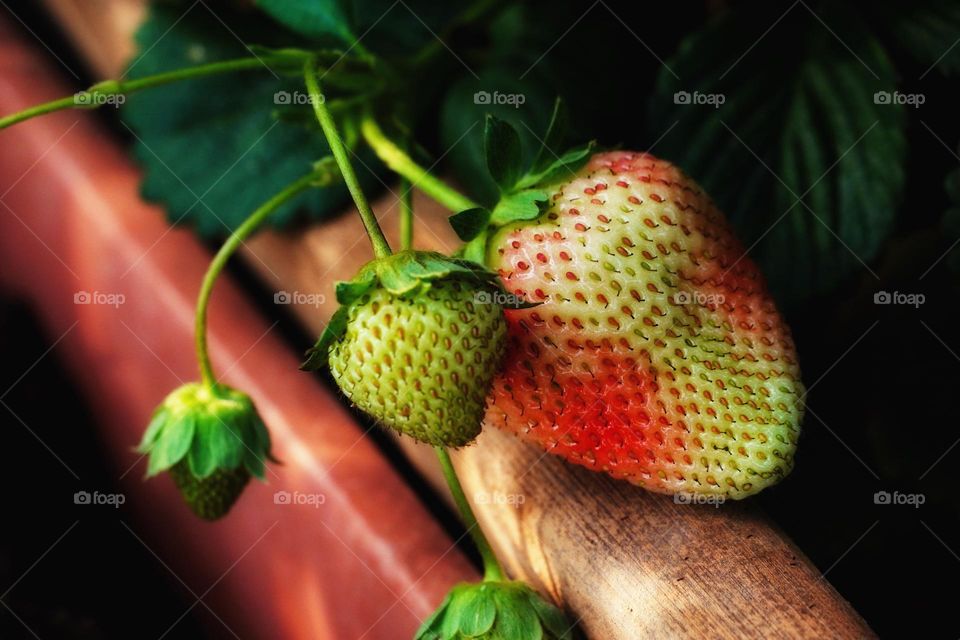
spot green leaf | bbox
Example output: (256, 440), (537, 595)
(138, 408), (169, 452)
(450, 207), (492, 242)
(485, 115), (524, 192)
(188, 415), (232, 478)
(255, 0), (355, 45)
(147, 414), (195, 476)
(490, 190), (547, 226)
(491, 586), (540, 640)
(459, 586), (497, 636)
(256, 0), (462, 57)
(648, 4), (906, 301)
(335, 269), (378, 304)
(532, 98), (569, 174)
(415, 589), (454, 640)
(883, 0), (960, 75)
(515, 141), (594, 190)
(301, 305), (351, 371)
(526, 590), (573, 639)
(123, 4), (380, 238)
(441, 69), (555, 206)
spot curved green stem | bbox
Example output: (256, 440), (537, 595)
(434, 446), (506, 582)
(399, 177), (414, 251)
(0, 55), (307, 131)
(195, 172), (319, 387)
(304, 59), (392, 259)
(360, 116), (478, 213)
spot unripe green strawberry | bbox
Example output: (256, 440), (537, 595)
(168, 461), (249, 521)
(137, 382), (274, 520)
(479, 151), (803, 499)
(303, 251), (510, 447)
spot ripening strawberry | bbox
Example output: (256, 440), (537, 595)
(483, 151), (804, 499)
(304, 251), (509, 447)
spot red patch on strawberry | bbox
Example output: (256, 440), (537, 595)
(484, 151), (803, 499)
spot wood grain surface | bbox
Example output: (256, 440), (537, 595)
(33, 1), (876, 637)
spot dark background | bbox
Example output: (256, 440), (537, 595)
(1, 0), (958, 638)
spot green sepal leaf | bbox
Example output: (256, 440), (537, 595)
(416, 581), (574, 640)
(415, 589), (454, 640)
(146, 413), (195, 477)
(485, 115), (524, 192)
(138, 408), (170, 452)
(450, 207), (492, 242)
(458, 586), (497, 636)
(516, 141), (595, 190)
(527, 589), (572, 638)
(490, 190), (548, 226)
(301, 305), (352, 371)
(139, 383), (274, 480)
(532, 98), (570, 174)
(189, 414), (233, 478)
(335, 270), (378, 304)
(492, 586), (540, 639)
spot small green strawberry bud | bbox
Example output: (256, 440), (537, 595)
(137, 382), (275, 520)
(416, 581), (574, 640)
(302, 251), (511, 447)
(168, 462), (250, 521)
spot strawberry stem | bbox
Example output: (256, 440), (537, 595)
(400, 177), (414, 251)
(0, 55), (311, 131)
(360, 115), (479, 213)
(434, 446), (506, 582)
(304, 58), (392, 259)
(195, 172), (320, 387)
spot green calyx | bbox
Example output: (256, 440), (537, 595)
(452, 99), (596, 265)
(137, 382), (274, 481)
(416, 581), (574, 640)
(301, 250), (514, 371)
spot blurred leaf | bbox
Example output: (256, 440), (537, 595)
(256, 0), (461, 56)
(649, 3), (906, 301)
(440, 69), (555, 206)
(484, 115), (523, 191)
(254, 0), (355, 45)
(449, 207), (491, 242)
(124, 4), (379, 237)
(883, 0), (960, 75)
